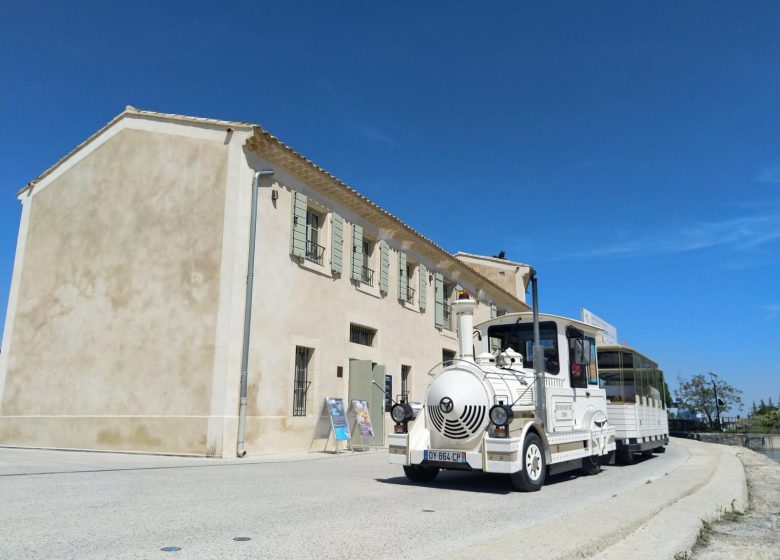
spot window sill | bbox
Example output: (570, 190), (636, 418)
(438, 329), (458, 341)
(401, 300), (419, 313)
(354, 280), (382, 299)
(298, 256), (332, 278)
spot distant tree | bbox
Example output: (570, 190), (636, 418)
(662, 380), (673, 407)
(770, 397), (775, 408)
(677, 374), (743, 428)
(752, 401), (757, 415)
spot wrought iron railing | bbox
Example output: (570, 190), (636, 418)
(405, 286), (415, 304)
(305, 240), (325, 265)
(360, 266), (374, 287)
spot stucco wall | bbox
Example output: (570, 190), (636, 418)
(235, 153), (517, 455)
(0, 126), (229, 454)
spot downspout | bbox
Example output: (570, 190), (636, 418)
(237, 169), (275, 458)
(530, 269), (547, 429)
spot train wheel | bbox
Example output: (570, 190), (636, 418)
(403, 465), (439, 483)
(581, 453), (602, 475)
(510, 433), (546, 492)
(654, 446), (666, 453)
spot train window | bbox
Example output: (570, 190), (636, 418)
(587, 336), (598, 385)
(486, 321), (559, 374)
(598, 350), (620, 369)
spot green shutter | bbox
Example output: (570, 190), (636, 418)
(490, 303), (497, 318)
(434, 272), (444, 328)
(331, 212), (343, 274)
(290, 191), (307, 258)
(398, 252), (408, 300)
(351, 224), (363, 281)
(379, 241), (389, 293)
(419, 264), (427, 311)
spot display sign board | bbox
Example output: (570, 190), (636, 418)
(580, 308), (618, 345)
(326, 398), (351, 441)
(351, 399), (374, 438)
(384, 374), (393, 412)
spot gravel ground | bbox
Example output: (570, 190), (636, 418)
(693, 448), (780, 560)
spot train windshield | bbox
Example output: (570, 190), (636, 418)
(487, 321), (560, 374)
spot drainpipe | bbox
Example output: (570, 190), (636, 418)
(237, 169), (275, 458)
(530, 269), (547, 429)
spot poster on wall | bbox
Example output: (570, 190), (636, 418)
(384, 374), (393, 412)
(351, 399), (374, 438)
(326, 398), (351, 441)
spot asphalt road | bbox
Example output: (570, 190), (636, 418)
(0, 444), (687, 560)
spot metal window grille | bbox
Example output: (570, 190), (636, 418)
(305, 240), (325, 265)
(359, 265), (374, 286)
(401, 365), (411, 402)
(293, 346), (313, 416)
(305, 211), (324, 265)
(349, 324), (376, 346)
(405, 286), (415, 304)
(442, 302), (452, 330)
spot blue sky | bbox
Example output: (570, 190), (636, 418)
(1, 1), (778, 411)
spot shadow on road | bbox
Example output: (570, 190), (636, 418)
(376, 470), (513, 494)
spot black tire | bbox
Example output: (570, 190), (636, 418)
(617, 448), (635, 465)
(654, 446), (666, 454)
(581, 453), (602, 475)
(605, 450), (616, 465)
(510, 433), (546, 492)
(403, 465), (439, 483)
(642, 450), (653, 458)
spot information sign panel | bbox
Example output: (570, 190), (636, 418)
(326, 398), (351, 441)
(351, 399), (374, 439)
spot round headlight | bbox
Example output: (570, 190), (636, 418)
(489, 404), (512, 426)
(391, 403), (408, 423)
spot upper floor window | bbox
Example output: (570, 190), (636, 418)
(405, 263), (416, 304)
(351, 224), (376, 287)
(305, 208), (325, 265)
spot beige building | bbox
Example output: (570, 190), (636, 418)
(0, 107), (529, 457)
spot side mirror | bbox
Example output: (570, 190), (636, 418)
(572, 339), (591, 366)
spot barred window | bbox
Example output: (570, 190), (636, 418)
(349, 324), (376, 346)
(293, 346), (313, 416)
(401, 365), (411, 402)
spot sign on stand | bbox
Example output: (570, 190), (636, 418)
(349, 399), (375, 451)
(310, 398), (351, 453)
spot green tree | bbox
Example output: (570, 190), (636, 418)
(662, 380), (673, 407)
(677, 374), (743, 428)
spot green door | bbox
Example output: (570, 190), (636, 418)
(348, 359), (386, 446)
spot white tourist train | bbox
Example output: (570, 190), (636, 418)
(387, 275), (666, 491)
(597, 345), (670, 463)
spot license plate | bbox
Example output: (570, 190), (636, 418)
(424, 450), (467, 463)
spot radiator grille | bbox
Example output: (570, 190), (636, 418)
(428, 404), (486, 440)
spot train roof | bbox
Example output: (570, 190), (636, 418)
(475, 312), (602, 335)
(597, 344), (661, 368)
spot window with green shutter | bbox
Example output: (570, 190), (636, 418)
(490, 303), (498, 318)
(419, 264), (427, 311)
(351, 224), (363, 281)
(434, 272), (444, 328)
(379, 241), (389, 294)
(290, 191), (307, 258)
(331, 213), (343, 274)
(398, 252), (408, 301)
